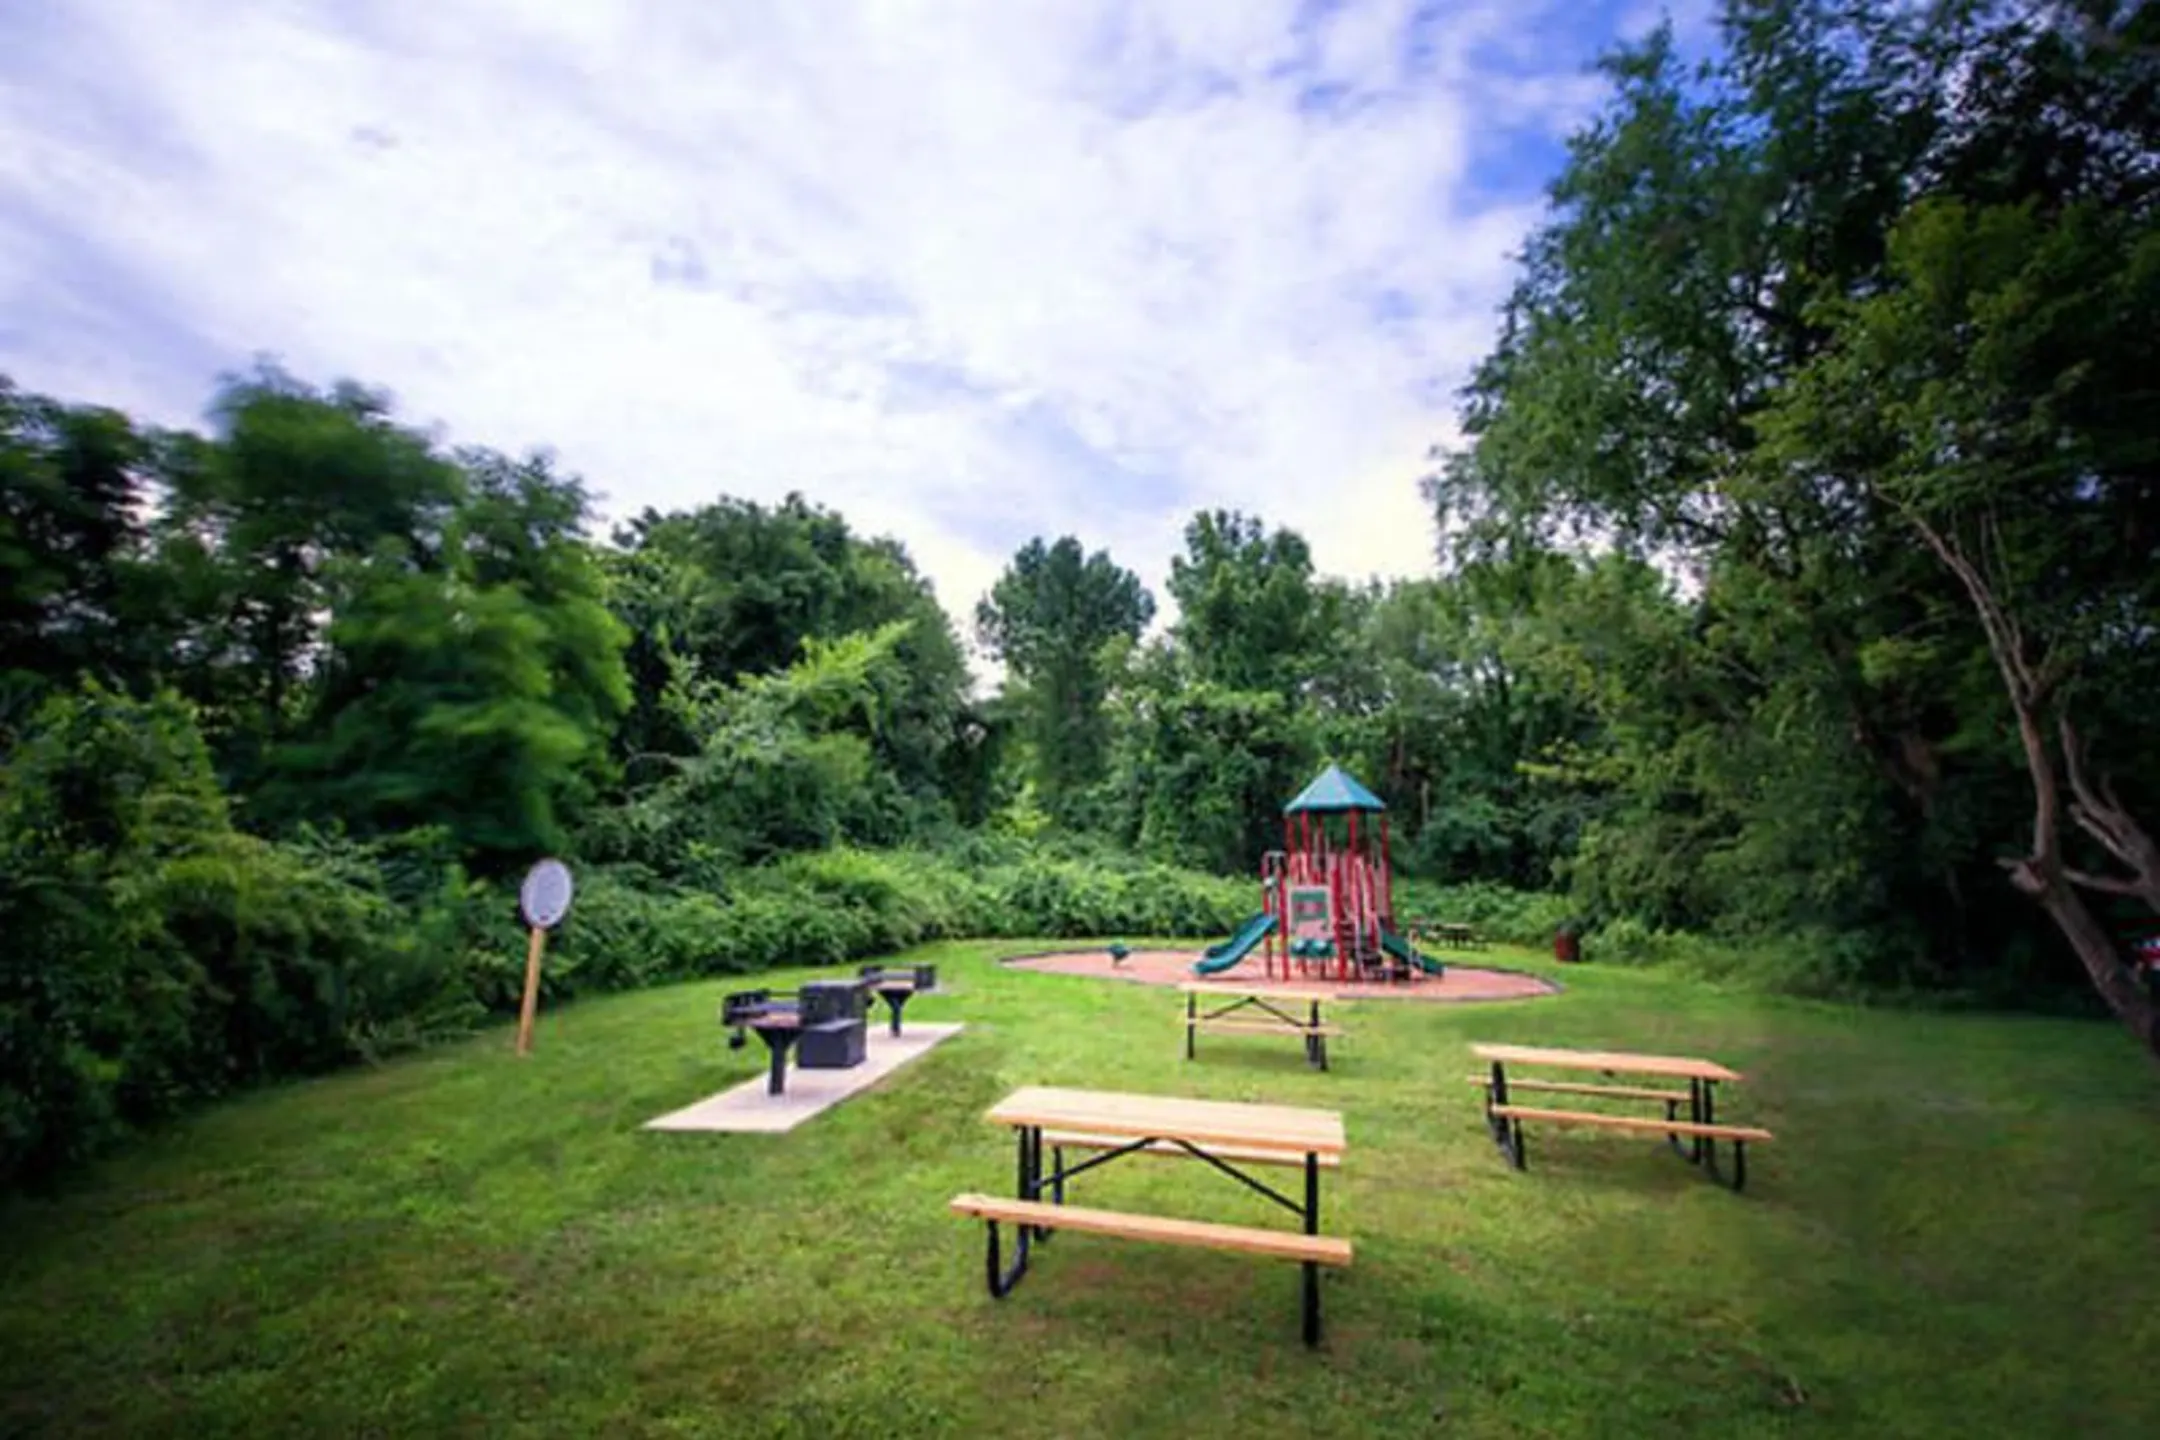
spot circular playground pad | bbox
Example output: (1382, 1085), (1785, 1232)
(1000, 948), (1559, 1002)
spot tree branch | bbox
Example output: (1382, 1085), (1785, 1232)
(2059, 714), (2108, 825)
(2059, 715), (2160, 906)
(1912, 514), (2060, 868)
(1912, 516), (2040, 699)
(2064, 867), (2149, 897)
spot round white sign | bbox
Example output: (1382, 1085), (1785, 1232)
(519, 859), (575, 930)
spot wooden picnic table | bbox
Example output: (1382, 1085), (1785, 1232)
(1468, 1042), (1772, 1190)
(1178, 982), (1345, 1070)
(1412, 919), (1483, 949)
(950, 1086), (1352, 1344)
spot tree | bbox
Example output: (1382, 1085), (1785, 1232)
(1428, 0), (2160, 1012)
(265, 449), (631, 869)
(975, 536), (1154, 825)
(1104, 640), (1315, 874)
(0, 381), (170, 718)
(609, 495), (969, 819)
(1758, 195), (2160, 1052)
(156, 366), (466, 782)
(582, 622), (919, 878)
(1167, 510), (1323, 696)
(1343, 565), (1606, 887)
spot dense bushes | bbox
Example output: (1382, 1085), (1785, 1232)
(0, 687), (483, 1186)
(534, 846), (1253, 994)
(0, 690), (1263, 1188)
(1394, 878), (1574, 949)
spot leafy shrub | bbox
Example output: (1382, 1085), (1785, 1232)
(0, 688), (482, 1185)
(978, 855), (1250, 938)
(1393, 877), (1575, 947)
(543, 869), (735, 993)
(0, 688), (1313, 1191)
(1583, 915), (1885, 1000)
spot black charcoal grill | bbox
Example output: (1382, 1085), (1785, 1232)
(721, 989), (803, 1095)
(720, 977), (872, 1094)
(856, 963), (938, 1035)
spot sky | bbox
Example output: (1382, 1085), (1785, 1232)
(0, 0), (1712, 682)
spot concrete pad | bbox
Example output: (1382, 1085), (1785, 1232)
(643, 1022), (966, 1135)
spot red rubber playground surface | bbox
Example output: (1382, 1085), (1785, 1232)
(1000, 947), (1559, 1002)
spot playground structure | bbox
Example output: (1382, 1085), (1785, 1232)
(1194, 763), (1442, 984)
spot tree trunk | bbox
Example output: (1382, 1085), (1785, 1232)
(2006, 855), (2160, 1057)
(1914, 517), (2160, 1063)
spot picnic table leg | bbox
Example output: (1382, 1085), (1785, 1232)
(1301, 1152), (1322, 1346)
(1698, 1081), (1717, 1172)
(986, 1124), (1040, 1297)
(1488, 1062), (1527, 1170)
(1706, 1132), (1748, 1191)
(1679, 1078), (1705, 1164)
(1025, 1125), (1057, 1243)
(1185, 993), (1196, 1061)
(1308, 1000), (1327, 1071)
(1692, 1083), (1750, 1191)
(1484, 1062), (1507, 1145)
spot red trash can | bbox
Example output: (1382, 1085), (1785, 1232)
(1554, 930), (1581, 964)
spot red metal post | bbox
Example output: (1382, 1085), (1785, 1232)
(1346, 810), (1363, 970)
(1380, 813), (1393, 929)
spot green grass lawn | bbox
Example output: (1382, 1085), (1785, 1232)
(4, 942), (2158, 1439)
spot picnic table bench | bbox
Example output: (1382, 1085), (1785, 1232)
(1178, 983), (1344, 1070)
(949, 1086), (1352, 1345)
(1468, 1042), (1774, 1191)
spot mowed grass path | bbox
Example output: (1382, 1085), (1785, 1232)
(4, 941), (2158, 1439)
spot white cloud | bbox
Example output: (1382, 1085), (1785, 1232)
(0, 0), (1634, 684)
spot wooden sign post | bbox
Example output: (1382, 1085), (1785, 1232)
(515, 858), (575, 1057)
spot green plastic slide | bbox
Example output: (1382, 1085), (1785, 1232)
(1380, 926), (1444, 977)
(1191, 912), (1279, 975)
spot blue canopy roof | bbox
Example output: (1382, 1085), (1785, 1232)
(1284, 763), (1386, 814)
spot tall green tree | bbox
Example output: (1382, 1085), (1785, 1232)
(0, 382), (172, 721)
(583, 621), (920, 878)
(975, 536), (1154, 825)
(1167, 510), (1324, 696)
(1759, 194), (2160, 1051)
(265, 449), (630, 869)
(1435, 0), (2160, 1019)
(1340, 566), (1604, 886)
(157, 367), (466, 779)
(1104, 639), (1314, 875)
(609, 495), (968, 819)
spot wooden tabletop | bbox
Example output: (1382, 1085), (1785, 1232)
(1177, 982), (1339, 1003)
(985, 1086), (1347, 1156)
(1469, 1042), (1741, 1082)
